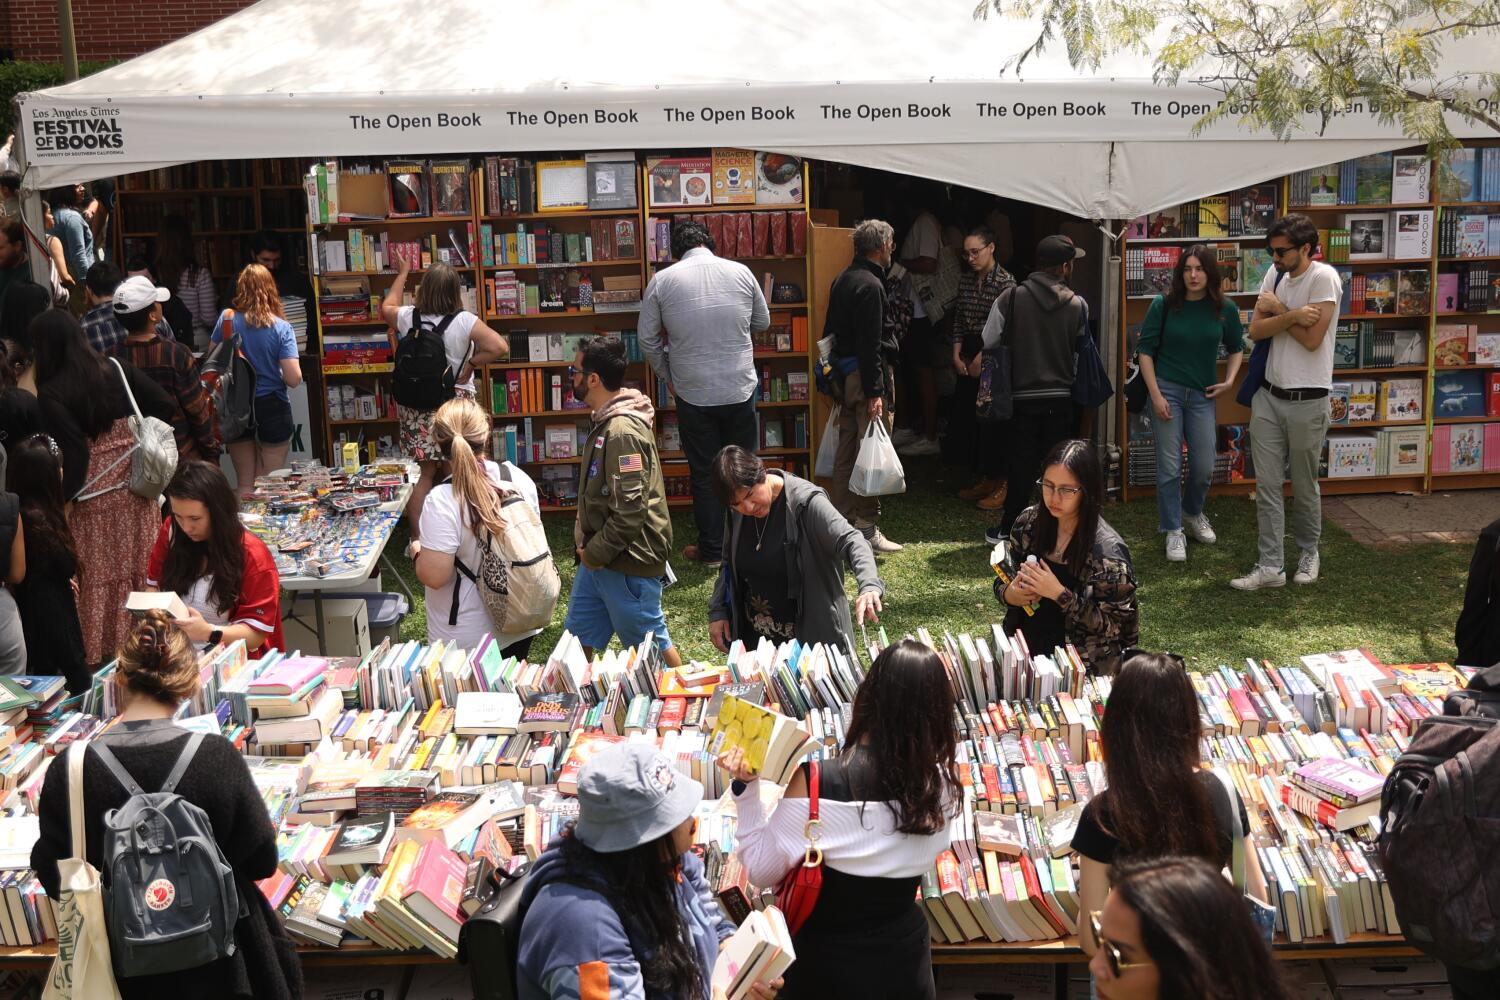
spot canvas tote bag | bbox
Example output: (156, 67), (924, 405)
(43, 743), (123, 1000)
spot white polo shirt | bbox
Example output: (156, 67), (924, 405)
(1260, 260), (1342, 391)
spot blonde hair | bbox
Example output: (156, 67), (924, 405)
(116, 610), (201, 707)
(433, 397), (505, 538)
(415, 262), (465, 316)
(233, 263), (285, 327)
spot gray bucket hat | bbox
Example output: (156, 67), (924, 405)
(572, 743), (703, 853)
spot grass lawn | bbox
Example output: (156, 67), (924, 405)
(389, 456), (1474, 672)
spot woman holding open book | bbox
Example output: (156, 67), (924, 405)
(722, 639), (960, 1000)
(1074, 652), (1269, 963)
(145, 460), (285, 653)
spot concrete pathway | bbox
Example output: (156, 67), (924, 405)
(1324, 490), (1500, 546)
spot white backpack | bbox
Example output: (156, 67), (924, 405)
(75, 358), (179, 503)
(449, 467), (560, 636)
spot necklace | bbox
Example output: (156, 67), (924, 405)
(752, 512), (771, 551)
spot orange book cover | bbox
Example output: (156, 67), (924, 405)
(791, 316), (808, 354)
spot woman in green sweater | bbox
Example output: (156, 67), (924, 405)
(1137, 245), (1244, 562)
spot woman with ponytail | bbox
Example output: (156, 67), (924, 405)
(31, 611), (303, 999)
(415, 396), (543, 657)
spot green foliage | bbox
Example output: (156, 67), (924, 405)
(0, 61), (116, 141)
(975, 0), (1500, 159)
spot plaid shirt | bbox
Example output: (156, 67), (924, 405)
(111, 334), (218, 460)
(82, 302), (176, 356)
(949, 263), (1016, 349)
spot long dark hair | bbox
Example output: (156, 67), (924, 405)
(1029, 439), (1103, 579)
(158, 461), (245, 617)
(32, 310), (112, 438)
(1096, 652), (1218, 862)
(1111, 856), (1294, 1000)
(843, 639), (959, 835)
(556, 825), (704, 999)
(6, 434), (77, 570)
(1164, 244), (1224, 312)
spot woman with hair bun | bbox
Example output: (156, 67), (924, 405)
(30, 611), (303, 999)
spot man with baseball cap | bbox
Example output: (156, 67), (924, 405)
(113, 274), (218, 461)
(980, 234), (1089, 542)
(517, 743), (783, 999)
(80, 263), (176, 356)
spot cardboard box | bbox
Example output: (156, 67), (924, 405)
(283, 597), (371, 657)
(1322, 958), (1447, 988)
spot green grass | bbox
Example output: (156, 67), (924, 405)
(389, 458), (1473, 671)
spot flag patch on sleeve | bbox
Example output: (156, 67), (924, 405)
(618, 453), (643, 473)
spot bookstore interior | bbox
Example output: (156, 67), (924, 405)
(0, 139), (1490, 999)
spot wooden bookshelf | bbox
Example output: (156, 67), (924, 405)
(1119, 140), (1500, 499)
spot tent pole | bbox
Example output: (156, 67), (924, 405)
(1099, 227), (1119, 453)
(57, 0), (79, 82)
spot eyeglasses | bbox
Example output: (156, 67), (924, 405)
(1089, 911), (1155, 978)
(1035, 478), (1083, 498)
(962, 244), (994, 258)
(1268, 245), (1298, 258)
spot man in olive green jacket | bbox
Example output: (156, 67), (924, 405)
(564, 336), (682, 666)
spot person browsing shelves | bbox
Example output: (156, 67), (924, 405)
(996, 439), (1138, 675)
(706, 445), (882, 657)
(146, 461), (285, 653)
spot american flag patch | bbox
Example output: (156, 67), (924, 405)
(618, 453), (643, 473)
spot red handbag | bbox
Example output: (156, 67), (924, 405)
(775, 760), (823, 935)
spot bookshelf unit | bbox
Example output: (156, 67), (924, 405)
(306, 153), (816, 512)
(1118, 141), (1500, 501)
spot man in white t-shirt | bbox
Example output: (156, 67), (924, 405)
(1232, 214), (1343, 592)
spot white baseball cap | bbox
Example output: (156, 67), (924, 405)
(112, 275), (170, 314)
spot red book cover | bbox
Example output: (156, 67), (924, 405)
(1225, 688), (1258, 729)
(752, 212), (771, 256)
(934, 849), (963, 893)
(657, 696), (687, 731)
(980, 763), (1003, 809)
(706, 213), (725, 255)
(789, 211), (807, 256)
(1487, 372), (1500, 417)
(768, 211), (788, 256)
(1486, 423), (1500, 471)
(402, 839), (466, 930)
(1017, 855), (1068, 937)
(736, 214), (754, 257)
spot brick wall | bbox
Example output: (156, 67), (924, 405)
(5, 0), (254, 62)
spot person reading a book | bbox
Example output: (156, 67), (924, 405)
(1074, 652), (1269, 962)
(145, 460), (285, 653)
(721, 639), (960, 1000)
(1136, 245), (1244, 563)
(1090, 856), (1293, 1000)
(706, 445), (882, 656)
(415, 397), (542, 659)
(996, 439), (1137, 675)
(381, 257), (507, 557)
(30, 611), (303, 1000)
(212, 264), (303, 497)
(517, 742), (782, 1000)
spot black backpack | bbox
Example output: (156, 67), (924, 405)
(200, 310), (257, 444)
(392, 312), (464, 411)
(457, 862), (531, 1000)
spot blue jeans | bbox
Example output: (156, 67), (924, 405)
(563, 564), (673, 651)
(1151, 378), (1216, 532)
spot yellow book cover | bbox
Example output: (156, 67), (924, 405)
(536, 159), (588, 213)
(709, 695), (778, 775)
(711, 148), (756, 204)
(1197, 196), (1230, 238)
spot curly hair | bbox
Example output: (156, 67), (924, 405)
(233, 263), (285, 327)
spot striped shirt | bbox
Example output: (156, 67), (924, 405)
(949, 264), (1016, 349)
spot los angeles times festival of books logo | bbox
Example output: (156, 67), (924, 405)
(30, 105), (126, 159)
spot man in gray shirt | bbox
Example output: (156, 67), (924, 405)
(639, 221), (770, 568)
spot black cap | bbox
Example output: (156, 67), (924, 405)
(1037, 235), (1086, 267)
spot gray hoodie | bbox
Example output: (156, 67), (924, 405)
(980, 270), (1086, 400)
(708, 472), (883, 657)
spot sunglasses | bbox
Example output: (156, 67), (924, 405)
(1268, 245), (1299, 257)
(1089, 910), (1155, 978)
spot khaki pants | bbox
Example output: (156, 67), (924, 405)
(828, 371), (885, 530)
(1249, 388), (1329, 570)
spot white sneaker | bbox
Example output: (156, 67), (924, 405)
(1183, 513), (1217, 545)
(867, 528), (904, 554)
(1293, 551), (1320, 585)
(896, 437), (940, 457)
(1230, 565), (1286, 591)
(889, 427), (919, 447)
(1165, 530), (1187, 562)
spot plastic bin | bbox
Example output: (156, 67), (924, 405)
(290, 591), (408, 650)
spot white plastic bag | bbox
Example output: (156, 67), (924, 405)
(849, 420), (906, 497)
(814, 405), (840, 479)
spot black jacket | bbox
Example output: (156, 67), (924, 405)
(1457, 517), (1500, 668)
(826, 256), (898, 398)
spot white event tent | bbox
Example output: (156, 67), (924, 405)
(14, 0), (1496, 220)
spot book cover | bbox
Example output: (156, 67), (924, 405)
(536, 160), (588, 212)
(583, 152), (638, 211)
(1327, 383), (1350, 424)
(1391, 155), (1430, 204)
(1307, 164), (1341, 206)
(1345, 213), (1388, 260)
(1241, 248), (1273, 292)
(1353, 153), (1395, 204)
(1142, 246), (1181, 296)
(1143, 205), (1184, 238)
(1434, 371), (1485, 418)
(1293, 757), (1385, 804)
(1379, 378), (1424, 422)
(430, 160), (472, 217)
(711, 148), (757, 204)
(1196, 196), (1229, 237)
(1239, 185), (1277, 235)
(1458, 215), (1489, 257)
(454, 691), (523, 736)
(1439, 148), (1478, 201)
(385, 160), (430, 218)
(1346, 380), (1377, 422)
(1362, 272), (1394, 314)
(1327, 435), (1378, 478)
(1391, 209), (1433, 259)
(755, 153), (803, 205)
(1435, 324), (1472, 366)
(518, 692), (582, 733)
(1396, 269), (1430, 315)
(1450, 424), (1484, 471)
(402, 840), (467, 941)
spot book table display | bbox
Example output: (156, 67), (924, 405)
(0, 626), (1442, 984)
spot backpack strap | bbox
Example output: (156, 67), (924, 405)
(451, 557), (477, 627)
(161, 732), (206, 794)
(90, 742), (146, 797)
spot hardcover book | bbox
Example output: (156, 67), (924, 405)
(430, 160), (472, 217)
(584, 152), (638, 211)
(711, 148), (757, 204)
(1307, 164), (1340, 206)
(385, 159), (430, 218)
(1352, 152), (1394, 204)
(1345, 213), (1388, 260)
(1390, 154), (1430, 204)
(755, 153), (803, 205)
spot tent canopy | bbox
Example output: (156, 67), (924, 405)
(17, 0), (1494, 218)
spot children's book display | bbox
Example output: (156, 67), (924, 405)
(239, 464), (409, 579)
(0, 622), (1470, 958)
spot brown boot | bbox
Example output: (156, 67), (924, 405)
(683, 544), (722, 568)
(957, 477), (998, 501)
(976, 484), (1009, 511)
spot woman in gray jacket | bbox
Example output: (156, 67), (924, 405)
(708, 445), (884, 656)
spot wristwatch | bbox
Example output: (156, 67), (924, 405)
(208, 628), (224, 647)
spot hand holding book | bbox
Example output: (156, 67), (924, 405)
(713, 979), (784, 1000)
(717, 745), (758, 784)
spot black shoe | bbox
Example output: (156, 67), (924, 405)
(984, 524), (1007, 547)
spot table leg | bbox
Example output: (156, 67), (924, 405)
(313, 589), (328, 655)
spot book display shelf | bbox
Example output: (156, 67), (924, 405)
(1118, 140), (1500, 501)
(306, 152), (815, 511)
(115, 158), (310, 305)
